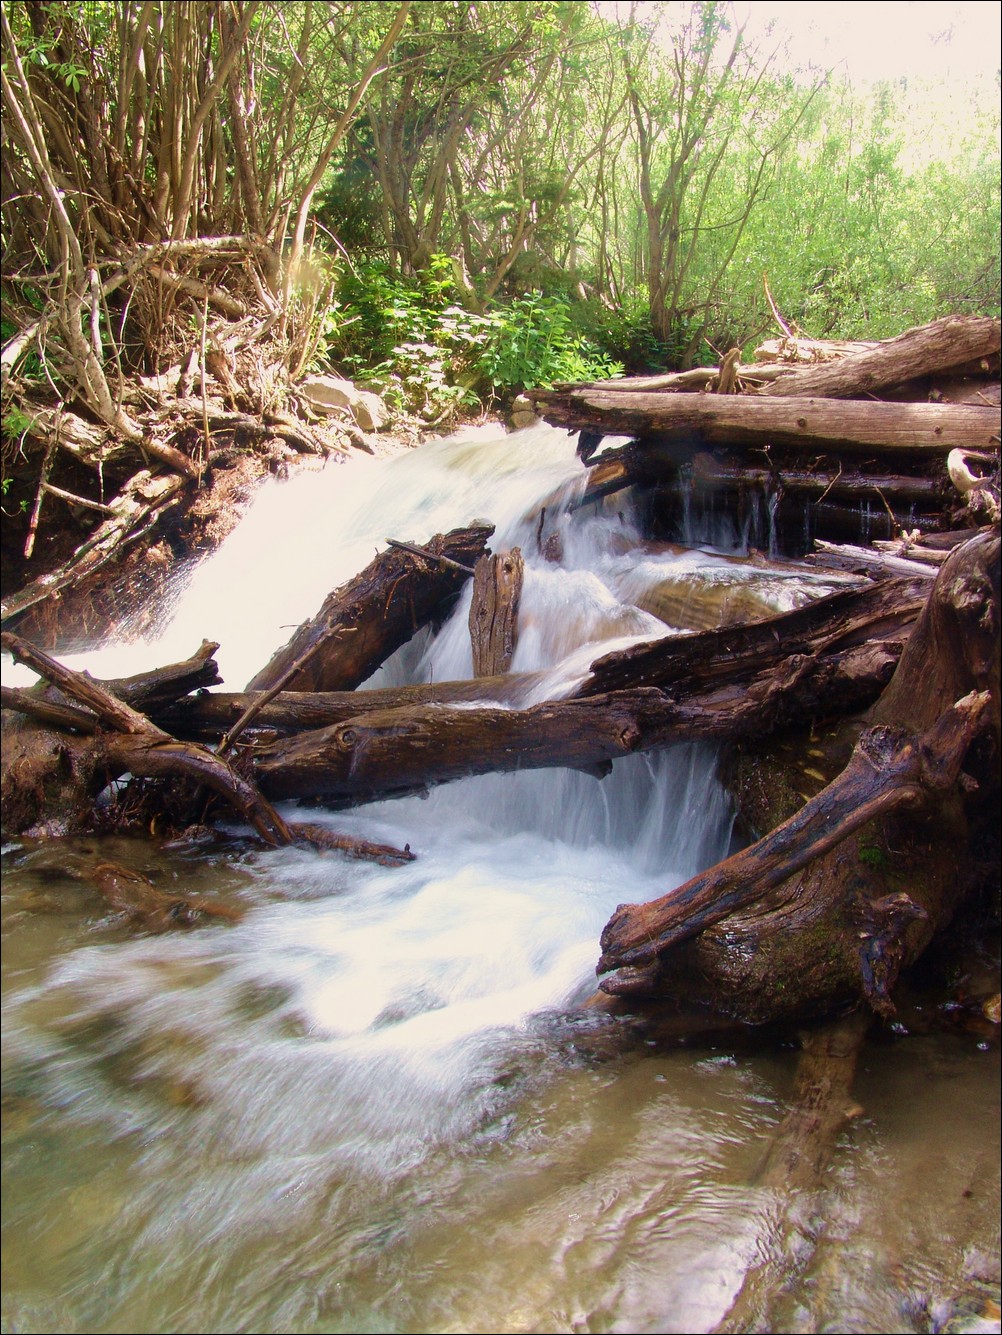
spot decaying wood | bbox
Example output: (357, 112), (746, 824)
(246, 523), (493, 693)
(581, 575), (927, 696)
(756, 315), (1001, 400)
(248, 633), (909, 808)
(529, 388), (999, 456)
(594, 529), (1000, 1023)
(596, 688), (989, 979)
(469, 548), (524, 676)
(157, 673), (547, 739)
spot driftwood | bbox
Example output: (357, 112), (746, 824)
(248, 635), (909, 808)
(469, 548), (524, 676)
(596, 688), (988, 981)
(0, 630), (414, 865)
(581, 575), (927, 696)
(157, 673), (546, 738)
(593, 529), (1000, 1023)
(245, 523), (493, 693)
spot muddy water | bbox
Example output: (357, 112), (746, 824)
(2, 424), (999, 1333)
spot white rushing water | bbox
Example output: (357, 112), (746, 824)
(5, 423), (747, 1157)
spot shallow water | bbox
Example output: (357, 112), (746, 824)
(2, 423), (999, 1334)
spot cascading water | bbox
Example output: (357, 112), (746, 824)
(3, 424), (999, 1335)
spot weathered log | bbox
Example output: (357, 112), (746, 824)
(469, 548), (524, 676)
(529, 388), (1000, 456)
(581, 575), (928, 696)
(245, 523), (493, 693)
(249, 637), (908, 808)
(594, 529), (1000, 1023)
(159, 673), (547, 739)
(1, 630), (294, 846)
(757, 315), (1001, 399)
(688, 452), (944, 503)
(596, 689), (989, 978)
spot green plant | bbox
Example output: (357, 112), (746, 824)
(474, 292), (623, 393)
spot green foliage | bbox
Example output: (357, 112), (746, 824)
(324, 258), (622, 418)
(328, 257), (489, 421)
(474, 293), (623, 392)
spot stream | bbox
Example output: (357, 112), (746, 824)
(2, 423), (999, 1334)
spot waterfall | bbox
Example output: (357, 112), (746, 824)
(5, 422), (995, 1335)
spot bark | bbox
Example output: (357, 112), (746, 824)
(245, 524), (493, 693)
(249, 638), (907, 808)
(596, 689), (988, 977)
(158, 674), (547, 739)
(582, 575), (928, 696)
(528, 388), (999, 456)
(469, 548), (524, 676)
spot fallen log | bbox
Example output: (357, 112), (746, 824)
(528, 389), (1000, 456)
(596, 689), (988, 978)
(756, 315), (1001, 400)
(245, 523), (493, 693)
(249, 638), (907, 807)
(581, 575), (928, 696)
(158, 673), (548, 739)
(594, 528), (1000, 1023)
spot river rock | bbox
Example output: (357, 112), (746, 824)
(299, 375), (388, 432)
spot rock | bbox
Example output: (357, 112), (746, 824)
(508, 394), (539, 430)
(299, 375), (388, 432)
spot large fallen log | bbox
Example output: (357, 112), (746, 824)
(245, 523), (493, 693)
(528, 389), (1000, 456)
(755, 315), (1001, 400)
(248, 637), (907, 807)
(593, 528), (1000, 1023)
(581, 574), (928, 696)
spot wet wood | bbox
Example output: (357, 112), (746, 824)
(245, 523), (493, 694)
(528, 389), (999, 456)
(1, 629), (295, 847)
(596, 689), (989, 980)
(581, 575), (928, 697)
(89, 860), (245, 931)
(712, 1010), (873, 1335)
(249, 635), (908, 808)
(469, 548), (524, 676)
(157, 673), (547, 739)
(594, 529), (1000, 1023)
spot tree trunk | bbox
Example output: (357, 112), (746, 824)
(469, 548), (524, 676)
(756, 315), (1000, 400)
